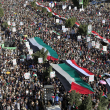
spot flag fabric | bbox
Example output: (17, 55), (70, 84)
(75, 22), (80, 27)
(36, 2), (66, 20)
(92, 31), (110, 44)
(28, 37), (58, 60)
(106, 78), (110, 94)
(50, 63), (94, 94)
(63, 60), (94, 77)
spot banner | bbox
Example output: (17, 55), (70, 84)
(50, 71), (55, 78)
(95, 42), (100, 49)
(56, 19), (59, 23)
(28, 49), (33, 55)
(79, 0), (83, 5)
(87, 37), (90, 42)
(24, 73), (30, 79)
(13, 59), (17, 65)
(92, 41), (95, 46)
(77, 35), (81, 41)
(88, 25), (92, 34)
(69, 6), (71, 10)
(102, 20), (105, 24)
(38, 58), (43, 63)
(103, 46), (107, 51)
(89, 75), (94, 82)
(62, 26), (65, 30)
(27, 54), (32, 60)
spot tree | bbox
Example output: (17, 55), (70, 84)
(83, 0), (89, 8)
(97, 91), (109, 110)
(72, 0), (89, 8)
(78, 24), (88, 35)
(83, 95), (92, 110)
(32, 48), (48, 63)
(0, 8), (4, 18)
(48, 12), (52, 17)
(42, 7), (47, 13)
(65, 17), (76, 28)
(1, 22), (8, 30)
(68, 90), (82, 109)
(31, 1), (36, 8)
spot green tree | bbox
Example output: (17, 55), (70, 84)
(83, 95), (92, 110)
(78, 24), (88, 35)
(0, 8), (4, 17)
(83, 0), (89, 8)
(31, 1), (36, 8)
(97, 91), (109, 110)
(48, 12), (52, 17)
(68, 90), (82, 109)
(1, 22), (8, 30)
(72, 0), (89, 8)
(65, 17), (76, 28)
(42, 7), (47, 13)
(32, 48), (48, 63)
(61, 0), (67, 2)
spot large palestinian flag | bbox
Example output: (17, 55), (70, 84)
(28, 37), (58, 60)
(63, 60), (94, 77)
(50, 63), (94, 94)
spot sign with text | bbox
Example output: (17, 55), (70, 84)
(38, 58), (43, 63)
(87, 37), (90, 42)
(13, 59), (17, 65)
(56, 19), (59, 23)
(79, 0), (83, 5)
(95, 42), (100, 49)
(50, 71), (55, 78)
(24, 73), (30, 79)
(88, 25), (92, 34)
(89, 75), (94, 82)
(103, 46), (107, 51)
(92, 41), (95, 46)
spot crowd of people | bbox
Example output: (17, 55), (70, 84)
(0, 0), (110, 110)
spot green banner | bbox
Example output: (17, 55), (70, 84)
(2, 44), (16, 50)
(79, 0), (83, 5)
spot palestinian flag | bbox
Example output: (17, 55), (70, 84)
(63, 60), (94, 77)
(50, 63), (94, 94)
(28, 37), (58, 60)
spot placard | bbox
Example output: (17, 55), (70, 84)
(50, 71), (55, 78)
(28, 49), (33, 55)
(88, 25), (92, 34)
(57, 36), (60, 39)
(27, 54), (32, 60)
(77, 35), (81, 41)
(49, 3), (51, 7)
(20, 59), (24, 62)
(88, 42), (92, 49)
(62, 26), (65, 30)
(24, 73), (30, 79)
(89, 75), (94, 82)
(38, 58), (43, 63)
(13, 59), (17, 65)
(103, 46), (107, 51)
(95, 42), (100, 49)
(79, 0), (83, 5)
(69, 6), (71, 10)
(102, 20), (105, 24)
(74, 7), (77, 10)
(92, 41), (95, 46)
(25, 42), (29, 47)
(56, 19), (59, 23)
(87, 37), (90, 42)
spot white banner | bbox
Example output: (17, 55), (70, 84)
(95, 42), (100, 49)
(69, 6), (71, 10)
(24, 73), (30, 79)
(89, 75), (94, 82)
(13, 59), (17, 65)
(38, 58), (43, 63)
(102, 20), (105, 24)
(56, 19), (59, 23)
(88, 25), (92, 34)
(87, 37), (90, 42)
(77, 35), (81, 41)
(92, 41), (95, 46)
(50, 71), (55, 78)
(27, 54), (32, 60)
(28, 49), (33, 55)
(62, 25), (65, 30)
(103, 46), (107, 51)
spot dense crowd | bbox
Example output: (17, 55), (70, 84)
(0, 0), (110, 110)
